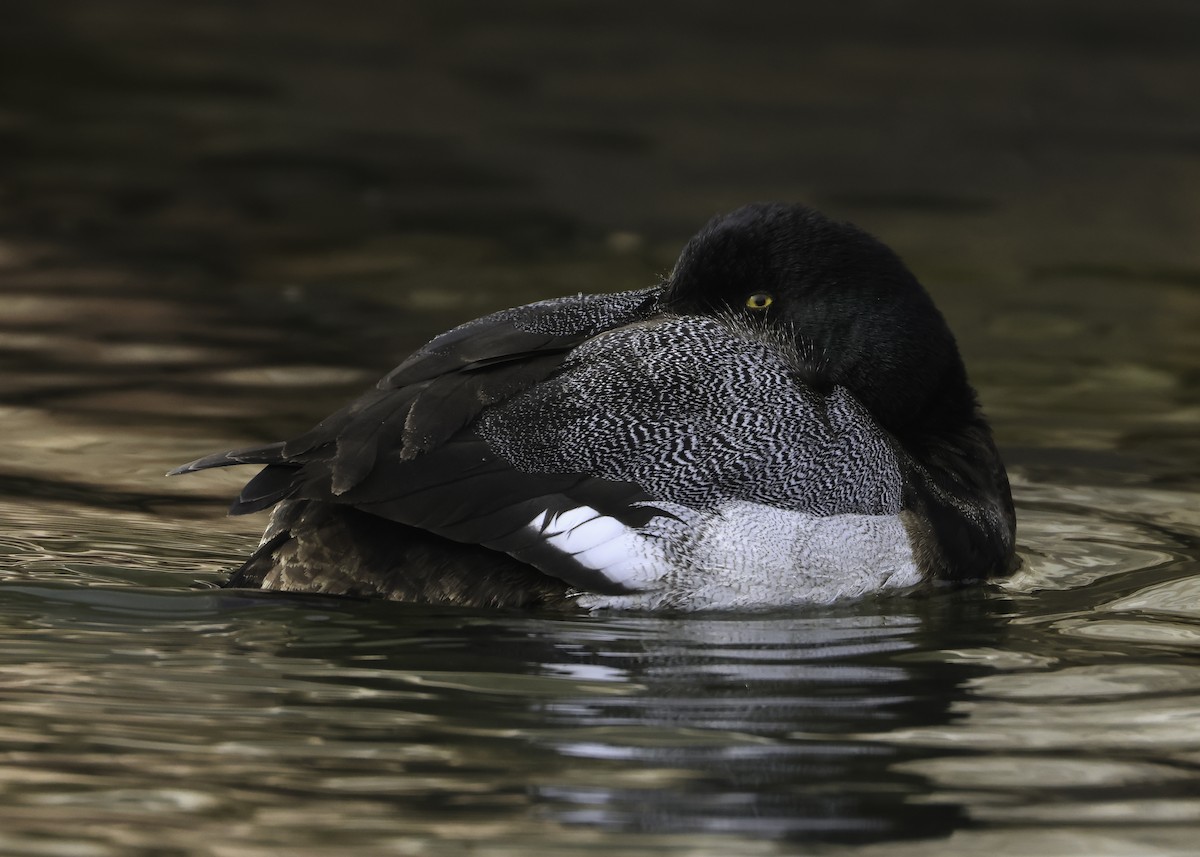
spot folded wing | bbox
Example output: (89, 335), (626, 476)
(173, 287), (671, 594)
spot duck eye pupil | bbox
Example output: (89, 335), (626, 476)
(746, 293), (773, 310)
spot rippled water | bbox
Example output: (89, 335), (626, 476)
(2, 2), (1199, 854)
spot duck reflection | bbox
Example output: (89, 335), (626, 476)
(516, 608), (979, 842)
(226, 591), (1002, 844)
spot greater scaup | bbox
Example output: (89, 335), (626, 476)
(173, 203), (1017, 610)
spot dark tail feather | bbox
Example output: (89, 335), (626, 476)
(167, 442), (288, 476)
(169, 441), (299, 516)
(224, 530), (292, 588)
(230, 464), (302, 515)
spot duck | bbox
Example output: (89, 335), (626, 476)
(172, 203), (1017, 611)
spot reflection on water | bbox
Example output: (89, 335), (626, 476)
(2, 510), (1198, 856)
(2, 0), (1200, 854)
(0, 585), (989, 852)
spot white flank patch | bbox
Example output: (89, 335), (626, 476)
(522, 501), (922, 611)
(526, 506), (666, 588)
(575, 501), (922, 611)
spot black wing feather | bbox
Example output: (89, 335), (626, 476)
(233, 463), (303, 514)
(173, 287), (664, 593)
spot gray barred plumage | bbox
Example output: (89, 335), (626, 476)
(478, 315), (902, 516)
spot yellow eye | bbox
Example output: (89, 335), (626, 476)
(745, 293), (773, 310)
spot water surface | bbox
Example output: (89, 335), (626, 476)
(1, 2), (1199, 854)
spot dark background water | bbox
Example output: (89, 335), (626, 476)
(1, 2), (1199, 854)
